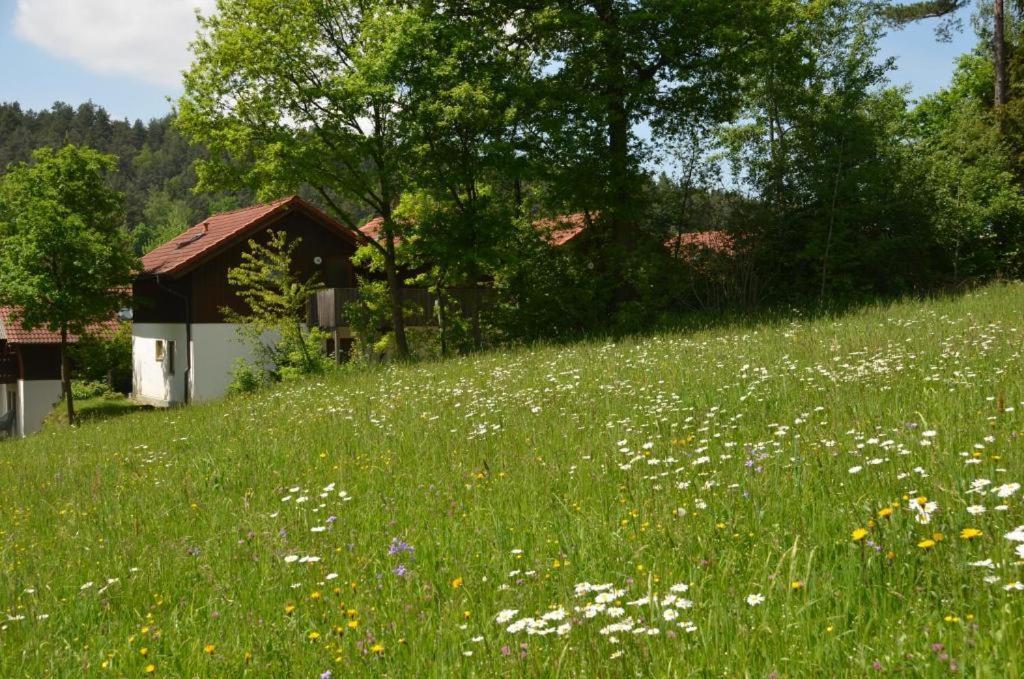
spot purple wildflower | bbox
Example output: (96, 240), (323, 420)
(388, 538), (414, 557)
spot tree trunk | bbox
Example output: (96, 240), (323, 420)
(607, 99), (635, 253)
(995, 0), (1009, 112)
(383, 251), (409, 360)
(60, 327), (75, 426)
(593, 0), (639, 313)
(819, 143), (845, 306)
(437, 292), (448, 358)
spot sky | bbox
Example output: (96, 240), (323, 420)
(0, 0), (977, 125)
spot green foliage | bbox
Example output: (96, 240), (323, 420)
(178, 0), (446, 357)
(721, 1), (941, 304)
(914, 95), (1024, 280)
(508, 0), (765, 256)
(490, 220), (605, 341)
(0, 144), (138, 423)
(227, 358), (267, 396)
(71, 380), (118, 401)
(0, 101), (252, 252)
(225, 230), (329, 383)
(71, 321), (133, 392)
(345, 278), (394, 363)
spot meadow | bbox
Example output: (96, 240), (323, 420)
(1, 284), (1023, 677)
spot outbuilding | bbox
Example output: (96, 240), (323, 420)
(1, 308), (72, 437)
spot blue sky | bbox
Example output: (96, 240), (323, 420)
(0, 0), (976, 124)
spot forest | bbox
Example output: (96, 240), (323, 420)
(0, 101), (253, 256)
(2, 0), (1024, 345)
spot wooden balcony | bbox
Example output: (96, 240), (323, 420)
(309, 287), (493, 331)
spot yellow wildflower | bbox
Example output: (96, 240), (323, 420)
(203, 644), (215, 655)
(451, 577), (463, 589)
(851, 528), (868, 542)
(878, 507), (893, 519)
(960, 528), (983, 540)
(918, 539), (936, 549)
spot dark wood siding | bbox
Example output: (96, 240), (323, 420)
(0, 343), (17, 383)
(132, 211), (356, 324)
(17, 345), (61, 381)
(132, 277), (190, 324)
(188, 212), (357, 322)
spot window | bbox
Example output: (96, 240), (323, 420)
(166, 341), (175, 375)
(155, 340), (176, 374)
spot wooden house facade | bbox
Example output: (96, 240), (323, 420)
(132, 196), (359, 406)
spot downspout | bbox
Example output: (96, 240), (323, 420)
(154, 275), (192, 405)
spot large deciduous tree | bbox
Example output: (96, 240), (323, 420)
(178, 0), (420, 358)
(0, 145), (137, 425)
(506, 0), (764, 272)
(723, 0), (940, 303)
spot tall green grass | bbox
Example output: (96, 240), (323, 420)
(1, 284), (1022, 676)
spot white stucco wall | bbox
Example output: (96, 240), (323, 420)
(18, 379), (62, 437)
(0, 384), (11, 433)
(190, 323), (268, 403)
(133, 323), (276, 406)
(132, 323), (188, 406)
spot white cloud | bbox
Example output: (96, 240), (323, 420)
(15, 0), (217, 87)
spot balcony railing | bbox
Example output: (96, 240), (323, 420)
(309, 287), (493, 330)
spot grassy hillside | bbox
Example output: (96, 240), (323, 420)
(2, 285), (1023, 677)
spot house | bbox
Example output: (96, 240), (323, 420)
(536, 212), (736, 260)
(132, 195), (359, 407)
(0, 308), (113, 437)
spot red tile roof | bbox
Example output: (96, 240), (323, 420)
(141, 195), (357, 277)
(359, 213), (591, 247)
(535, 213), (589, 246)
(0, 306), (119, 345)
(357, 212), (734, 262)
(665, 230), (736, 257)
(359, 216), (386, 242)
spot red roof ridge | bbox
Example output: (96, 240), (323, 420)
(198, 195), (299, 219)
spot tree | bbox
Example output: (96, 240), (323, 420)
(914, 54), (1024, 279)
(178, 0), (421, 358)
(225, 230), (328, 381)
(722, 0), (941, 304)
(505, 0), (765, 271)
(0, 145), (137, 425)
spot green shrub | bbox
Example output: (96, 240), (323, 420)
(227, 358), (266, 395)
(71, 380), (116, 401)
